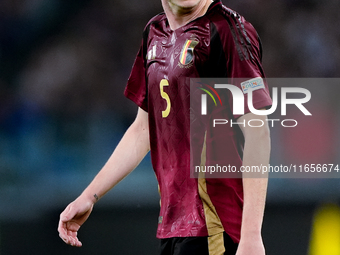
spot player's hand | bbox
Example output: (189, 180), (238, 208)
(236, 234), (265, 255)
(58, 196), (94, 247)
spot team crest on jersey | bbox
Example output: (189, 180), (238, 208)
(179, 39), (199, 66)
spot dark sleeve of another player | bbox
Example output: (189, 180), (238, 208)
(215, 15), (272, 119)
(124, 32), (149, 112)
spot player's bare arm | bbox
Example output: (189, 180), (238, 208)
(237, 111), (270, 255)
(58, 107), (149, 247)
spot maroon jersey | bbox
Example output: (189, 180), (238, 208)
(124, 0), (272, 242)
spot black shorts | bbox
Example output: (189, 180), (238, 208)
(159, 232), (238, 255)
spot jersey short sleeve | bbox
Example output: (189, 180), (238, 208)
(210, 8), (272, 119)
(228, 22), (272, 119)
(124, 36), (148, 112)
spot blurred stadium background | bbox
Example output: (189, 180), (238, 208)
(0, 0), (340, 254)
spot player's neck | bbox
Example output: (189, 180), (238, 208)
(162, 0), (212, 31)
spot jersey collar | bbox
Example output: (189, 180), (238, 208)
(207, 0), (222, 14)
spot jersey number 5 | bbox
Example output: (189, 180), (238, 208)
(160, 79), (171, 118)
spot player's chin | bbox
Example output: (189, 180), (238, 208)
(171, 0), (202, 9)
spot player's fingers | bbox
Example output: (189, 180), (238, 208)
(59, 233), (71, 245)
(59, 233), (70, 245)
(68, 230), (82, 247)
(58, 218), (75, 245)
(58, 229), (70, 245)
(58, 219), (67, 238)
(58, 228), (81, 247)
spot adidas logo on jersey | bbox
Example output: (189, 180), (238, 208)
(147, 45), (157, 60)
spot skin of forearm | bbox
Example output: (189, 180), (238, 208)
(80, 110), (150, 204)
(239, 114), (270, 238)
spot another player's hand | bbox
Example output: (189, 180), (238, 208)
(236, 234), (265, 255)
(58, 196), (94, 247)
